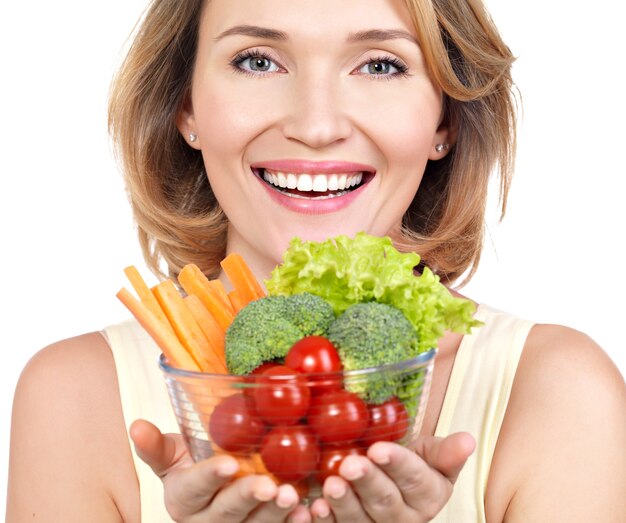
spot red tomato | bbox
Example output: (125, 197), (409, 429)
(316, 444), (366, 483)
(254, 366), (311, 425)
(244, 362), (280, 398)
(260, 425), (320, 482)
(208, 393), (266, 452)
(250, 362), (280, 375)
(307, 389), (369, 444)
(285, 336), (343, 395)
(360, 397), (410, 447)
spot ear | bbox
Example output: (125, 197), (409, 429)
(428, 111), (457, 161)
(176, 95), (202, 150)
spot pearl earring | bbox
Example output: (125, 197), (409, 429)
(435, 143), (449, 153)
(189, 133), (197, 143)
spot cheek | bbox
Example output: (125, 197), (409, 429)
(191, 78), (276, 158)
(348, 82), (442, 168)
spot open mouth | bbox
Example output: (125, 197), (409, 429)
(252, 168), (373, 199)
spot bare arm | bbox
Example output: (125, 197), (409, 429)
(6, 333), (140, 522)
(486, 325), (626, 522)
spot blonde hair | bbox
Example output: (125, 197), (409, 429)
(109, 0), (516, 283)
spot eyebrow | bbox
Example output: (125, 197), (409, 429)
(348, 29), (418, 45)
(214, 25), (288, 42)
(214, 25), (418, 45)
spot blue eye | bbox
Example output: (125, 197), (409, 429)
(358, 56), (408, 77)
(232, 51), (281, 74)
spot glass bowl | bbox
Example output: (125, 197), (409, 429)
(160, 348), (436, 503)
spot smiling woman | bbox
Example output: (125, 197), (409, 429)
(6, 0), (626, 522)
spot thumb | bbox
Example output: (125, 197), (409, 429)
(129, 419), (189, 478)
(415, 432), (476, 484)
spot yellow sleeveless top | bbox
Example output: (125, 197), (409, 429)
(103, 303), (534, 523)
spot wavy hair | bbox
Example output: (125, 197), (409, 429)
(108, 0), (517, 283)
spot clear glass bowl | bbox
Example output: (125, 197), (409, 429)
(160, 348), (436, 503)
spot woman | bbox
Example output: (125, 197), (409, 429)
(7, 0), (626, 521)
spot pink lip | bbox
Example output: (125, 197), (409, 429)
(250, 159), (376, 175)
(250, 159), (375, 215)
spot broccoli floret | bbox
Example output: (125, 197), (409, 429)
(327, 302), (419, 403)
(225, 293), (335, 375)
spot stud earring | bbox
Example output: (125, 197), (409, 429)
(435, 143), (449, 153)
(189, 133), (197, 143)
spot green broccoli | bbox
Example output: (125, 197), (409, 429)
(327, 301), (420, 404)
(225, 292), (335, 375)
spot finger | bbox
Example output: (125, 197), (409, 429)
(246, 484), (300, 523)
(288, 504), (313, 523)
(411, 432), (475, 483)
(130, 419), (243, 518)
(337, 454), (405, 521)
(322, 476), (374, 523)
(310, 498), (335, 522)
(203, 474), (278, 522)
(163, 455), (241, 519)
(365, 438), (473, 517)
(129, 419), (190, 478)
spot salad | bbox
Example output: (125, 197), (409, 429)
(117, 233), (480, 485)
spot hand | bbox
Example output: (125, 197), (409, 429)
(309, 432), (475, 522)
(129, 419), (311, 523)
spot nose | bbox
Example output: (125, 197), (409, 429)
(281, 72), (352, 149)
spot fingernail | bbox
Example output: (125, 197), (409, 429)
(341, 463), (364, 481)
(371, 452), (391, 466)
(217, 462), (238, 477)
(254, 487), (275, 502)
(316, 505), (330, 518)
(276, 490), (296, 509)
(329, 484), (347, 499)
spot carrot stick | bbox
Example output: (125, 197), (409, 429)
(123, 265), (173, 333)
(183, 294), (227, 371)
(220, 253), (265, 307)
(228, 289), (247, 314)
(152, 280), (226, 374)
(116, 287), (200, 372)
(178, 264), (235, 331)
(206, 279), (233, 312)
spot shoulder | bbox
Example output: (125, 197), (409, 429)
(7, 333), (140, 522)
(485, 323), (626, 522)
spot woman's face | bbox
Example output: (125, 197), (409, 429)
(180, 0), (451, 275)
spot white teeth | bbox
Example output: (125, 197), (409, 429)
(297, 174), (313, 191)
(260, 169), (366, 195)
(312, 175), (327, 192)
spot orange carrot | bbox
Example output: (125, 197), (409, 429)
(220, 253), (265, 307)
(152, 280), (227, 374)
(178, 264), (235, 331)
(183, 294), (227, 371)
(228, 289), (247, 314)
(116, 287), (200, 372)
(207, 278), (232, 308)
(123, 265), (173, 333)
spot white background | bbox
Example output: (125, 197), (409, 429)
(1, 0), (625, 513)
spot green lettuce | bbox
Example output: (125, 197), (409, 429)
(265, 233), (481, 354)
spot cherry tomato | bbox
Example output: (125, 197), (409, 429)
(254, 365), (311, 425)
(308, 389), (369, 444)
(208, 393), (266, 452)
(360, 397), (410, 447)
(316, 444), (366, 483)
(285, 336), (343, 395)
(260, 425), (320, 482)
(244, 361), (280, 398)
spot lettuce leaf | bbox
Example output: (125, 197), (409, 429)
(265, 233), (481, 354)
